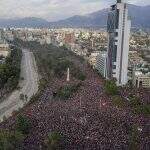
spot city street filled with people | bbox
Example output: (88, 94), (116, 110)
(0, 57), (149, 150)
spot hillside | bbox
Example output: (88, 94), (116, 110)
(50, 4), (150, 28)
(0, 17), (49, 28)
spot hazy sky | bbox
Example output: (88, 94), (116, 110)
(0, 0), (150, 21)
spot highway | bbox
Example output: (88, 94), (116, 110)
(0, 49), (39, 121)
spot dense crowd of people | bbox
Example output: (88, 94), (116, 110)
(120, 87), (150, 105)
(0, 54), (149, 150)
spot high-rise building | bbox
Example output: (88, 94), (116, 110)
(96, 51), (107, 78)
(106, 0), (131, 86)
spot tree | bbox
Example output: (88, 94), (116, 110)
(24, 95), (28, 102)
(130, 96), (141, 107)
(129, 125), (139, 150)
(71, 68), (86, 81)
(104, 80), (118, 95)
(20, 93), (24, 101)
(16, 115), (31, 134)
(53, 59), (73, 77)
(45, 132), (62, 150)
(0, 130), (24, 150)
(134, 105), (150, 115)
(112, 95), (126, 108)
(57, 83), (81, 100)
(0, 47), (22, 97)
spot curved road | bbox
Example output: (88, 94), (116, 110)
(0, 49), (39, 121)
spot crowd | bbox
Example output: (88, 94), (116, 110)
(120, 87), (150, 105)
(0, 57), (149, 150)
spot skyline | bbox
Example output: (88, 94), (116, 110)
(0, 0), (150, 21)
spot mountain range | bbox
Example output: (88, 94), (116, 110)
(0, 4), (150, 28)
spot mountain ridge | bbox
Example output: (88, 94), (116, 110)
(0, 4), (150, 28)
(0, 17), (49, 28)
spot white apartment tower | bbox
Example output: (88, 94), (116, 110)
(106, 0), (131, 86)
(96, 52), (107, 78)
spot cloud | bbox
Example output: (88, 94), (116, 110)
(0, 0), (149, 21)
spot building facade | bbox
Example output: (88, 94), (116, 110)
(88, 51), (100, 68)
(106, 0), (131, 86)
(133, 71), (150, 88)
(96, 51), (107, 77)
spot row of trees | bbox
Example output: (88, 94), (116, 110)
(35, 44), (86, 81)
(104, 80), (150, 115)
(129, 95), (150, 115)
(14, 39), (86, 81)
(0, 46), (22, 98)
(0, 113), (62, 150)
(0, 114), (31, 149)
(44, 131), (62, 150)
(57, 83), (82, 100)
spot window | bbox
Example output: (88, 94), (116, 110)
(115, 9), (119, 29)
(112, 45), (117, 62)
(115, 32), (118, 37)
(113, 65), (116, 69)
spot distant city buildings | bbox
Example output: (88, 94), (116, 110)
(0, 30), (10, 57)
(0, 19), (149, 88)
(64, 32), (75, 45)
(106, 0), (131, 86)
(0, 43), (9, 57)
(128, 51), (144, 68)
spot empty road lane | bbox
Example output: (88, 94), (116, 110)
(0, 49), (39, 121)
